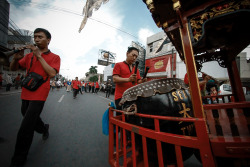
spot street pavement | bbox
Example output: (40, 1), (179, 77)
(0, 87), (22, 96)
(0, 87), (113, 167)
(0, 87), (249, 167)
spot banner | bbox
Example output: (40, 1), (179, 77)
(145, 54), (176, 78)
(79, 0), (109, 32)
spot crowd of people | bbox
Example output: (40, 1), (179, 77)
(0, 73), (25, 91)
(48, 77), (112, 99)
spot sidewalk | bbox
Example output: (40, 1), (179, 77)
(0, 87), (22, 96)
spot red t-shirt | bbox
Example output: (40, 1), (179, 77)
(91, 82), (94, 87)
(184, 73), (203, 90)
(19, 51), (60, 101)
(95, 82), (99, 88)
(72, 80), (81, 89)
(113, 61), (141, 100)
(184, 73), (189, 85)
(85, 82), (87, 87)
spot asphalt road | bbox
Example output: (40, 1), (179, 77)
(1, 87), (249, 167)
(0, 89), (113, 167)
(0, 88), (205, 167)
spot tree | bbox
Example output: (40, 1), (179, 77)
(85, 72), (89, 77)
(89, 66), (97, 74)
(89, 75), (98, 82)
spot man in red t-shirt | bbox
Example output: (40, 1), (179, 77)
(84, 82), (88, 92)
(113, 47), (147, 110)
(72, 77), (81, 98)
(95, 81), (100, 94)
(91, 81), (95, 93)
(78, 80), (83, 95)
(9, 28), (60, 166)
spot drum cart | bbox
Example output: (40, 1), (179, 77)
(108, 0), (250, 166)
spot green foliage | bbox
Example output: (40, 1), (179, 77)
(89, 75), (98, 82)
(89, 66), (98, 74)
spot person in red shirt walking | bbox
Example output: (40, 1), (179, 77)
(95, 81), (100, 94)
(9, 28), (60, 166)
(84, 81), (88, 92)
(113, 47), (147, 110)
(78, 80), (83, 95)
(88, 82), (92, 92)
(91, 81), (95, 93)
(72, 77), (81, 99)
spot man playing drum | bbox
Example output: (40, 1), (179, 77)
(112, 47), (147, 110)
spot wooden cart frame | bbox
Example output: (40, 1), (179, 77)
(108, 0), (250, 166)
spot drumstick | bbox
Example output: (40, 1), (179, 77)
(142, 66), (150, 79)
(132, 61), (139, 85)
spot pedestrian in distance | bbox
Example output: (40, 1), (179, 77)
(72, 77), (81, 99)
(84, 81), (88, 92)
(78, 80), (83, 95)
(51, 80), (56, 91)
(66, 79), (72, 92)
(95, 81), (100, 94)
(105, 79), (112, 98)
(5, 73), (13, 92)
(14, 73), (21, 89)
(81, 80), (85, 92)
(88, 82), (92, 92)
(91, 81), (95, 94)
(9, 28), (61, 167)
(56, 79), (61, 91)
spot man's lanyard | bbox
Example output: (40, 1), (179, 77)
(123, 61), (135, 73)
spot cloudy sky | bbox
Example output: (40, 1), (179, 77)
(8, 0), (161, 79)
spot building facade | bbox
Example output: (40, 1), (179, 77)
(146, 31), (250, 84)
(0, 0), (33, 84)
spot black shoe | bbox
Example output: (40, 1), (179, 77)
(42, 124), (49, 140)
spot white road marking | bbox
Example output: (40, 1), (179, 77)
(99, 95), (113, 102)
(58, 95), (65, 103)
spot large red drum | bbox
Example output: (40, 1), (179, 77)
(119, 78), (196, 164)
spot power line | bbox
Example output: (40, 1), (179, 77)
(8, 0), (139, 40)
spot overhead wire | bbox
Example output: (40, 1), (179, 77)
(8, 0), (139, 40)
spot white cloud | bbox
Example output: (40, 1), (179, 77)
(138, 28), (155, 45)
(8, 0), (158, 80)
